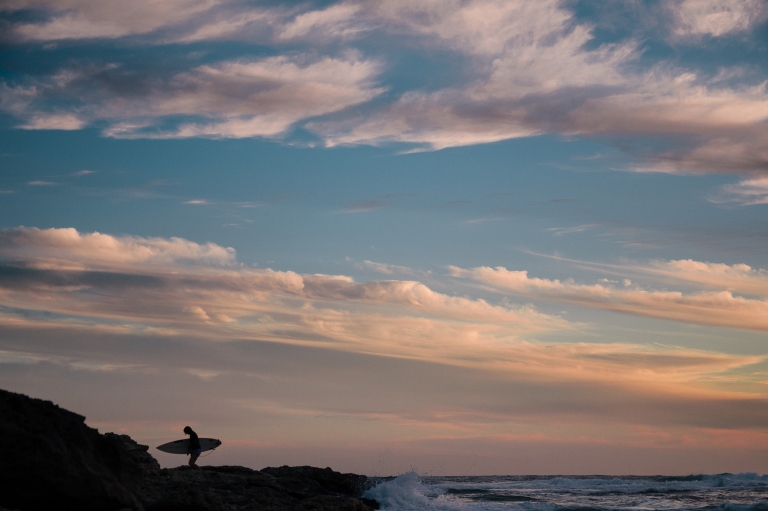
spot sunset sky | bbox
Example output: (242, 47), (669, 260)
(2, 0), (768, 475)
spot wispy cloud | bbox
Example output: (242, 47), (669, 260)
(642, 259), (768, 296)
(3, 0), (768, 173)
(27, 180), (57, 186)
(172, 9), (276, 43)
(0, 227), (571, 371)
(313, 0), (631, 150)
(1, 1), (361, 45)
(711, 177), (768, 206)
(667, 0), (768, 38)
(450, 260), (768, 332)
(352, 2), (768, 175)
(357, 259), (432, 279)
(21, 113), (85, 130)
(547, 224), (600, 236)
(1, 226), (766, 396)
(2, 55), (385, 140)
(277, 3), (367, 41)
(303, 1), (768, 175)
(4, 0), (222, 41)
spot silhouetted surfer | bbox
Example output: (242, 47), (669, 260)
(184, 426), (202, 467)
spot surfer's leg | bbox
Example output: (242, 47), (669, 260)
(189, 448), (201, 467)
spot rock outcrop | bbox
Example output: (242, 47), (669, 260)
(0, 388), (145, 511)
(139, 464), (378, 511)
(0, 388), (379, 511)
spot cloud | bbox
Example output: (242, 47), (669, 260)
(712, 177), (768, 206)
(0, 226), (236, 270)
(573, 75), (768, 175)
(277, 3), (366, 41)
(1, 1), (368, 45)
(3, 225), (763, 394)
(358, 260), (430, 278)
(310, 0), (636, 149)
(1, 54), (384, 139)
(0, 227), (572, 370)
(1, 226), (765, 398)
(172, 10), (274, 43)
(450, 260), (768, 332)
(21, 113), (85, 130)
(641, 259), (768, 296)
(547, 224), (599, 236)
(668, 0), (768, 38)
(1, 1), (340, 44)
(4, 0), (768, 169)
(308, 1), (768, 174)
(3, 0), (223, 41)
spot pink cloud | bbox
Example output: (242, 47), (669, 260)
(669, 0), (768, 38)
(3, 0), (768, 173)
(712, 177), (768, 206)
(6, 0), (221, 41)
(451, 262), (768, 332)
(2, 227), (762, 391)
(1, 54), (384, 139)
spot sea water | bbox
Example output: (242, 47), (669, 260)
(364, 472), (768, 511)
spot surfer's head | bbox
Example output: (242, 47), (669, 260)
(183, 426), (192, 434)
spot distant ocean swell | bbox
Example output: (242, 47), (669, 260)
(363, 472), (768, 511)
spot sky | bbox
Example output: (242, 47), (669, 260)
(1, 0), (768, 476)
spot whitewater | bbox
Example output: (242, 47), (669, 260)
(364, 472), (768, 511)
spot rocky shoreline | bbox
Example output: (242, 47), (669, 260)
(0, 388), (380, 511)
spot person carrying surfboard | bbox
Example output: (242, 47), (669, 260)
(183, 426), (202, 467)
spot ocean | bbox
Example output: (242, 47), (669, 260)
(363, 472), (768, 511)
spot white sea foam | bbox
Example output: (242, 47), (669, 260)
(364, 472), (469, 510)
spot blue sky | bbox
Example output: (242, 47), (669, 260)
(1, 0), (768, 475)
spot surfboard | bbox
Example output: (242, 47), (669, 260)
(156, 438), (222, 454)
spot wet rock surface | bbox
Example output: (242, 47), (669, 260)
(0, 389), (379, 511)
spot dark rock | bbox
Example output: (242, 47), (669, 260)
(0, 388), (144, 511)
(298, 495), (374, 510)
(260, 465), (371, 497)
(108, 432), (162, 473)
(0, 388), (380, 511)
(141, 464), (378, 511)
